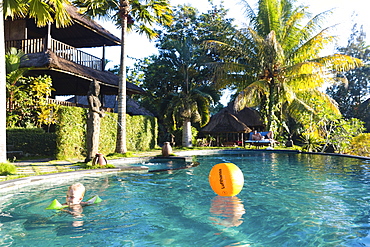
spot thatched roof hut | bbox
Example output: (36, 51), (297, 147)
(201, 110), (252, 146)
(200, 102), (264, 146)
(202, 111), (251, 133)
(224, 102), (264, 129)
(201, 103), (264, 133)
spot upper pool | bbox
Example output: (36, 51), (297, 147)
(1, 151), (370, 246)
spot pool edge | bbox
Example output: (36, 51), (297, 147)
(1, 149), (369, 193)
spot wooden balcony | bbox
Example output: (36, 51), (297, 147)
(6, 38), (104, 71)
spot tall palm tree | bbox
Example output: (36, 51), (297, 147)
(158, 37), (220, 147)
(0, 0), (71, 162)
(72, 0), (172, 153)
(207, 0), (362, 134)
(163, 84), (219, 147)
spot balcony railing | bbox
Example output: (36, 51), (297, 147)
(47, 98), (114, 112)
(6, 38), (103, 71)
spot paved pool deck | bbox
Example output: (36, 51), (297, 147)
(0, 151), (163, 192)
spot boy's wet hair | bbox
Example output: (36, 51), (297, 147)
(67, 183), (86, 197)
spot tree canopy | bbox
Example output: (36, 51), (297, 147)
(132, 4), (236, 145)
(327, 24), (370, 121)
(205, 0), (363, 136)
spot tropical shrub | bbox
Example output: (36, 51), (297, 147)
(329, 118), (365, 153)
(347, 133), (370, 157)
(301, 131), (325, 152)
(0, 163), (17, 175)
(7, 74), (58, 128)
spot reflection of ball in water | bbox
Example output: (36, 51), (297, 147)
(209, 163), (244, 196)
(210, 196), (246, 227)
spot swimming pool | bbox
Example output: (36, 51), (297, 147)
(1, 151), (370, 246)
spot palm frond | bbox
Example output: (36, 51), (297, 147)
(239, 0), (258, 28)
(26, 0), (72, 27)
(287, 73), (326, 90)
(280, 6), (307, 49)
(287, 27), (335, 64)
(3, 0), (27, 19)
(287, 97), (316, 120)
(312, 54), (363, 72)
(234, 80), (268, 110)
(48, 0), (73, 27)
(257, 0), (282, 36)
(295, 89), (341, 117)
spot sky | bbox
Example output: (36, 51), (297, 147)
(86, 0), (370, 104)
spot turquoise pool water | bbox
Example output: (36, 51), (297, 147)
(1, 152), (370, 246)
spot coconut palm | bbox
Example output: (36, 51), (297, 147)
(3, 0), (71, 27)
(72, 0), (172, 153)
(0, 0), (71, 162)
(207, 0), (362, 134)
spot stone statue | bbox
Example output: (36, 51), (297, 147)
(86, 80), (104, 162)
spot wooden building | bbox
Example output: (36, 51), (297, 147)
(4, 4), (143, 100)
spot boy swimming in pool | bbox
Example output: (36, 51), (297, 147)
(62, 183), (88, 216)
(65, 183), (88, 206)
(46, 182), (101, 214)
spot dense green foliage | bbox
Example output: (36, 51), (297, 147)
(6, 48), (59, 128)
(127, 114), (158, 151)
(327, 25), (370, 130)
(206, 0), (362, 139)
(7, 74), (58, 128)
(348, 133), (370, 156)
(133, 5), (234, 146)
(6, 107), (158, 160)
(55, 106), (87, 160)
(300, 115), (365, 153)
(0, 163), (17, 175)
(55, 106), (158, 160)
(7, 128), (56, 156)
(358, 100), (370, 131)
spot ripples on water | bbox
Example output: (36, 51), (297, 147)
(1, 152), (370, 246)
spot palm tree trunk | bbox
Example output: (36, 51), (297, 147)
(115, 0), (129, 153)
(267, 81), (275, 130)
(182, 119), (192, 147)
(0, 10), (7, 162)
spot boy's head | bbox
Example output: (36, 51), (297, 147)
(66, 183), (85, 205)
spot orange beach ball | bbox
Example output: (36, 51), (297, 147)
(209, 163), (244, 196)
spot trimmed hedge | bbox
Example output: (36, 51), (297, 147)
(98, 112), (158, 154)
(55, 106), (158, 159)
(6, 128), (56, 156)
(6, 106), (159, 160)
(55, 106), (87, 160)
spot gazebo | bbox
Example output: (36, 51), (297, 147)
(201, 102), (264, 146)
(201, 110), (251, 146)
